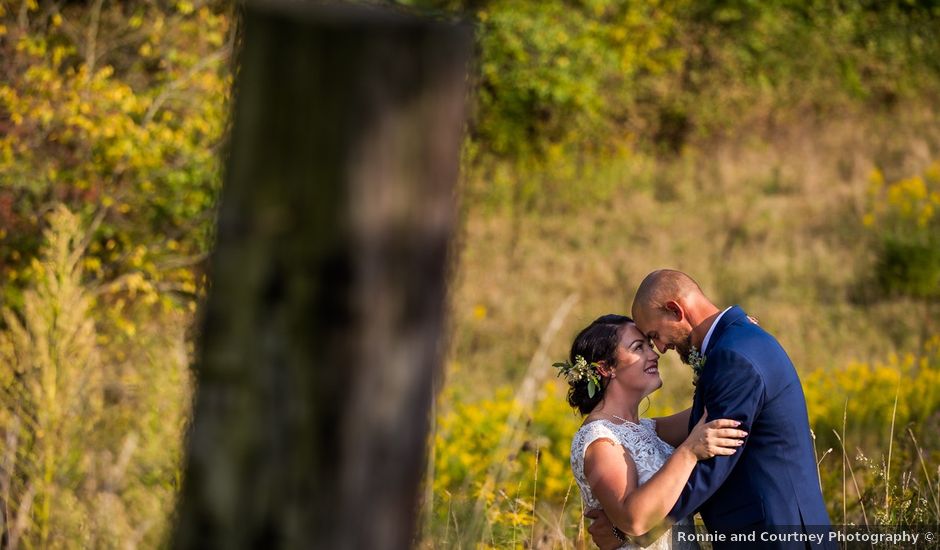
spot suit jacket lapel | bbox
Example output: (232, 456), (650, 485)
(688, 305), (749, 430)
(689, 387), (705, 430)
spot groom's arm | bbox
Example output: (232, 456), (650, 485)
(654, 407), (692, 448)
(668, 349), (765, 520)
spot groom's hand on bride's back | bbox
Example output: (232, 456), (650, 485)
(584, 508), (623, 550)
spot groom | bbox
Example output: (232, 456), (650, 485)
(587, 270), (834, 549)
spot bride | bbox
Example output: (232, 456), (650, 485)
(557, 314), (747, 549)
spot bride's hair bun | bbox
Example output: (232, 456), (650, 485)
(566, 314), (632, 415)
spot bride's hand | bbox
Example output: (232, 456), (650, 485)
(680, 414), (747, 460)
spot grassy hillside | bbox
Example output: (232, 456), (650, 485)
(429, 104), (940, 546)
(451, 106), (940, 393)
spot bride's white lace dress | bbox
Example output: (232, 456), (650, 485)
(571, 418), (699, 550)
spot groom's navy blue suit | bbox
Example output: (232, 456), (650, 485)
(669, 306), (834, 549)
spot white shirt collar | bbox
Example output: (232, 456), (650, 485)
(701, 306), (733, 354)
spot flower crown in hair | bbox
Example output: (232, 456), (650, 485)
(552, 355), (603, 398)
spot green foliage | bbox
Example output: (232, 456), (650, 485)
(877, 238), (940, 299)
(864, 164), (940, 300)
(397, 0), (940, 206)
(472, 0), (685, 160)
(681, 0), (940, 97)
(0, 0), (232, 310)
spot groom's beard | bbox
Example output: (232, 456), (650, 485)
(675, 333), (694, 364)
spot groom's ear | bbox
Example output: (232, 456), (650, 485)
(664, 300), (683, 321)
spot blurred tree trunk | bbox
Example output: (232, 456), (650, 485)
(172, 3), (470, 549)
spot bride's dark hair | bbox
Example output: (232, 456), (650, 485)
(566, 314), (633, 415)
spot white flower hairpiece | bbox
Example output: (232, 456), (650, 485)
(553, 355), (603, 398)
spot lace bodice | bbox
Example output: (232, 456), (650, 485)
(570, 419), (699, 550)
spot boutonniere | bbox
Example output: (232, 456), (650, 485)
(687, 346), (706, 386)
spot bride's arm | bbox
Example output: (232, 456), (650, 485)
(584, 418), (745, 537)
(654, 407), (692, 448)
(583, 439), (696, 537)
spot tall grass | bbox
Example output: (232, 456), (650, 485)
(422, 352), (939, 548)
(0, 206), (99, 547)
(0, 206), (192, 548)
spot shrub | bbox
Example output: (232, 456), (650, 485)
(0, 206), (191, 547)
(864, 164), (940, 300)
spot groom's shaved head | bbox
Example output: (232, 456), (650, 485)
(632, 269), (703, 317)
(632, 270), (716, 359)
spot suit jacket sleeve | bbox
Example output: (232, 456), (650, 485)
(668, 348), (765, 520)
